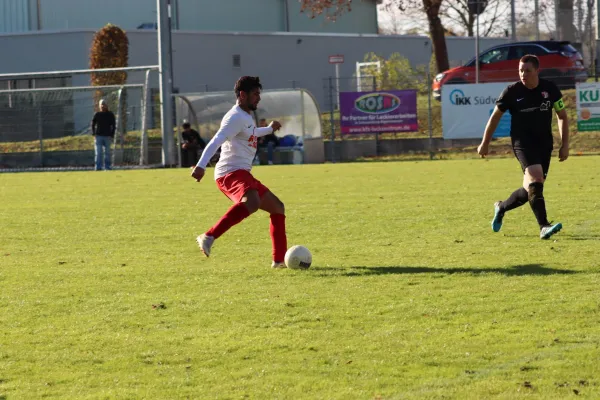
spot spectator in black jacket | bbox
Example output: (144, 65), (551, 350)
(91, 99), (116, 171)
(181, 122), (206, 167)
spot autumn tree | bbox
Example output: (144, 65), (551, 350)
(89, 24), (129, 134)
(301, 0), (450, 73)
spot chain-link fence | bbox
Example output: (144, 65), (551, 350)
(321, 65), (600, 162)
(3, 65), (600, 169)
(0, 67), (162, 171)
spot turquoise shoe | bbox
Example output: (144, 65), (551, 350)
(491, 201), (504, 232)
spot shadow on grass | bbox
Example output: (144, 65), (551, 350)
(500, 233), (600, 241)
(563, 234), (600, 241)
(313, 264), (578, 277)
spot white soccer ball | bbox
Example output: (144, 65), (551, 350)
(284, 245), (312, 270)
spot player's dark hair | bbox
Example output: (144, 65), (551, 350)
(520, 55), (539, 69)
(182, 122), (190, 129)
(234, 76), (262, 98)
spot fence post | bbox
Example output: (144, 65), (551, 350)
(140, 69), (150, 165)
(595, 59), (598, 82)
(175, 103), (182, 168)
(114, 87), (126, 167)
(329, 76), (336, 163)
(427, 70), (434, 160)
(32, 79), (44, 167)
(372, 75), (380, 154)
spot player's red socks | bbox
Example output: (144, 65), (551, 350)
(270, 213), (287, 262)
(206, 202), (250, 239)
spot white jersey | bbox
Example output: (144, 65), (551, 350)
(196, 105), (274, 179)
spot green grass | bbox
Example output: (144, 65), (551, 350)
(0, 129), (164, 153)
(1, 158), (600, 399)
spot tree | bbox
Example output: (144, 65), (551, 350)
(532, 0), (594, 66)
(421, 0), (450, 72)
(361, 52), (429, 94)
(89, 24), (129, 134)
(90, 24), (129, 93)
(301, 0), (450, 73)
(439, 0), (512, 37)
(299, 0), (354, 19)
(379, 0), (425, 34)
(555, 0), (575, 42)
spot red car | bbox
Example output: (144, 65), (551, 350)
(432, 41), (587, 100)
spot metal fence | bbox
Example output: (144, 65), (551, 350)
(2, 65), (600, 170)
(0, 66), (162, 171)
(321, 65), (600, 162)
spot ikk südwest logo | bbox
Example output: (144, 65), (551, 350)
(449, 89), (470, 105)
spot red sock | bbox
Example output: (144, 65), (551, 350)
(206, 202), (250, 239)
(270, 213), (287, 262)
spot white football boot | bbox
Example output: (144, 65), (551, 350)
(196, 234), (215, 257)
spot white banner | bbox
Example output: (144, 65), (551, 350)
(576, 82), (600, 132)
(442, 83), (511, 139)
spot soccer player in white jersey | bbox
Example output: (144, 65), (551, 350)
(190, 76), (288, 268)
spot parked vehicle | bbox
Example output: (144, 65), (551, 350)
(432, 41), (588, 100)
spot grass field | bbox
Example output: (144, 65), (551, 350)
(1, 157), (599, 399)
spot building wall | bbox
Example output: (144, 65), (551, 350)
(39, 0), (156, 30)
(0, 0), (32, 33)
(31, 0), (378, 33)
(177, 0), (285, 32)
(0, 30), (522, 108)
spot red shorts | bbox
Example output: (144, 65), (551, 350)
(216, 169), (269, 203)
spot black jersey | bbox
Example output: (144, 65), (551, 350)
(92, 111), (116, 137)
(496, 79), (563, 147)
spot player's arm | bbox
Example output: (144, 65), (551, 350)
(478, 106), (505, 158)
(554, 98), (569, 162)
(254, 121), (282, 137)
(191, 115), (242, 181)
(91, 114), (97, 135)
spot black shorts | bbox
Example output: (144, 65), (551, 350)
(512, 146), (552, 178)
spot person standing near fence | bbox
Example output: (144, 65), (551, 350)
(91, 99), (116, 171)
(477, 54), (568, 240)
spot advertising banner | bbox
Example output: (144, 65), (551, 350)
(339, 90), (418, 134)
(576, 82), (600, 131)
(442, 83), (511, 139)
